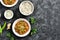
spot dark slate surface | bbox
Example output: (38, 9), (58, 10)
(0, 0), (60, 40)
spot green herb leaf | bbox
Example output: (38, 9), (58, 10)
(0, 25), (2, 34)
(6, 32), (11, 37)
(6, 32), (15, 40)
(0, 22), (6, 35)
(10, 37), (14, 40)
(30, 28), (37, 35)
(2, 22), (6, 30)
(30, 17), (36, 24)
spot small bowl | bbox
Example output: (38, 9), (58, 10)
(4, 10), (14, 19)
(0, 0), (18, 7)
(12, 18), (31, 37)
(19, 1), (34, 16)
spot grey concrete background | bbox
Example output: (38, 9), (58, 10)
(0, 0), (60, 40)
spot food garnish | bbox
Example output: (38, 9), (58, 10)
(30, 17), (36, 24)
(7, 23), (11, 30)
(30, 28), (37, 35)
(6, 32), (15, 40)
(0, 22), (6, 35)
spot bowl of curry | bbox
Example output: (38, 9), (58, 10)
(1, 0), (18, 7)
(12, 18), (31, 37)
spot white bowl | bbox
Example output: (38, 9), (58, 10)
(12, 18), (31, 37)
(4, 10), (14, 19)
(19, 1), (34, 16)
(0, 0), (18, 7)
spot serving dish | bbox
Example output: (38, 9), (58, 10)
(12, 18), (31, 37)
(4, 10), (14, 19)
(19, 1), (34, 16)
(0, 0), (18, 7)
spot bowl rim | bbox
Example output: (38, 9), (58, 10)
(12, 18), (31, 37)
(19, 1), (34, 16)
(0, 0), (18, 7)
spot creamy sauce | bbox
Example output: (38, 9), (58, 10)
(4, 10), (13, 19)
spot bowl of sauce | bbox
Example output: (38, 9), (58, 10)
(1, 0), (18, 7)
(12, 18), (31, 37)
(4, 10), (14, 19)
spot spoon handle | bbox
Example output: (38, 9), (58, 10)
(0, 13), (1, 18)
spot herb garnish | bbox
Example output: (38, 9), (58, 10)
(6, 32), (15, 40)
(30, 28), (37, 35)
(29, 17), (37, 35)
(30, 17), (36, 24)
(0, 22), (6, 35)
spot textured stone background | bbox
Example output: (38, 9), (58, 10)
(0, 0), (60, 40)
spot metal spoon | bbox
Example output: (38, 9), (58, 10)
(0, 13), (1, 18)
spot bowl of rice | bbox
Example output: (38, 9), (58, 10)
(19, 1), (34, 16)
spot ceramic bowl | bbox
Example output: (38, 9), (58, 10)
(12, 18), (31, 37)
